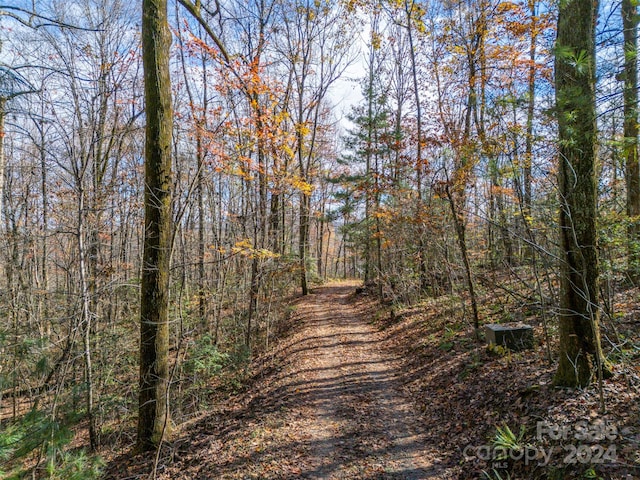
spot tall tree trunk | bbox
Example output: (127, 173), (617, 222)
(177, 18), (209, 326)
(364, 33), (374, 285)
(0, 98), (6, 221)
(246, 104), (268, 348)
(524, 0), (537, 218)
(246, 257), (259, 348)
(38, 115), (50, 335)
(404, 0), (428, 291)
(316, 192), (326, 279)
(197, 136), (206, 324)
(269, 192), (282, 254)
(299, 192), (310, 295)
(554, 0), (609, 388)
(138, 0), (173, 450)
(77, 189), (97, 450)
(623, 0), (640, 281)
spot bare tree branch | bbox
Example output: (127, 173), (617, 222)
(0, 5), (103, 30)
(176, 0), (231, 65)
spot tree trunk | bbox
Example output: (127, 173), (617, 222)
(404, 0), (428, 291)
(445, 184), (480, 335)
(138, 0), (173, 450)
(0, 98), (6, 221)
(38, 115), (50, 335)
(299, 192), (310, 295)
(246, 257), (259, 348)
(197, 136), (206, 324)
(77, 189), (97, 450)
(623, 0), (640, 281)
(269, 192), (282, 254)
(524, 0), (537, 218)
(316, 194), (325, 280)
(554, 0), (609, 387)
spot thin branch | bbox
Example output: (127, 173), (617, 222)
(176, 0), (231, 65)
(0, 5), (103, 31)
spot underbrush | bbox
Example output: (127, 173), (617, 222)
(373, 274), (640, 479)
(0, 409), (104, 479)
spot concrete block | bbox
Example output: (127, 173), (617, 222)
(485, 323), (533, 351)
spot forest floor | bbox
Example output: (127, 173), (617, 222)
(104, 281), (640, 480)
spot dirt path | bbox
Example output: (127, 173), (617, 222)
(282, 284), (441, 479)
(104, 281), (640, 480)
(136, 283), (449, 480)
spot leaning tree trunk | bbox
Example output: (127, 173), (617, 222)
(444, 184), (480, 335)
(554, 0), (609, 388)
(138, 0), (173, 450)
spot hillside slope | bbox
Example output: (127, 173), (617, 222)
(104, 283), (640, 479)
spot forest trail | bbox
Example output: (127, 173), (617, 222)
(108, 281), (640, 479)
(204, 282), (637, 480)
(115, 283), (453, 479)
(275, 283), (443, 479)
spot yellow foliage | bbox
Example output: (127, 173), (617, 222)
(296, 122), (311, 137)
(496, 1), (519, 14)
(231, 166), (253, 180)
(448, 44), (467, 56)
(230, 239), (280, 259)
(289, 176), (315, 195)
(282, 144), (295, 160)
(373, 209), (393, 220)
(234, 239), (253, 249)
(491, 185), (516, 199)
(371, 31), (382, 50)
(255, 248), (280, 259)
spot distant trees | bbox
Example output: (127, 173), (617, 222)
(276, 0), (355, 295)
(2, 0), (640, 473)
(0, 0), (146, 473)
(338, 0), (616, 388)
(337, 38), (391, 292)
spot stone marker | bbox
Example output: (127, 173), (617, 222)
(484, 323), (533, 351)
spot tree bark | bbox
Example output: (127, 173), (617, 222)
(299, 192), (310, 295)
(623, 0), (640, 281)
(404, 0), (428, 291)
(554, 0), (609, 387)
(524, 0), (537, 217)
(445, 184), (480, 335)
(138, 0), (173, 450)
(77, 188), (97, 450)
(0, 98), (6, 221)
